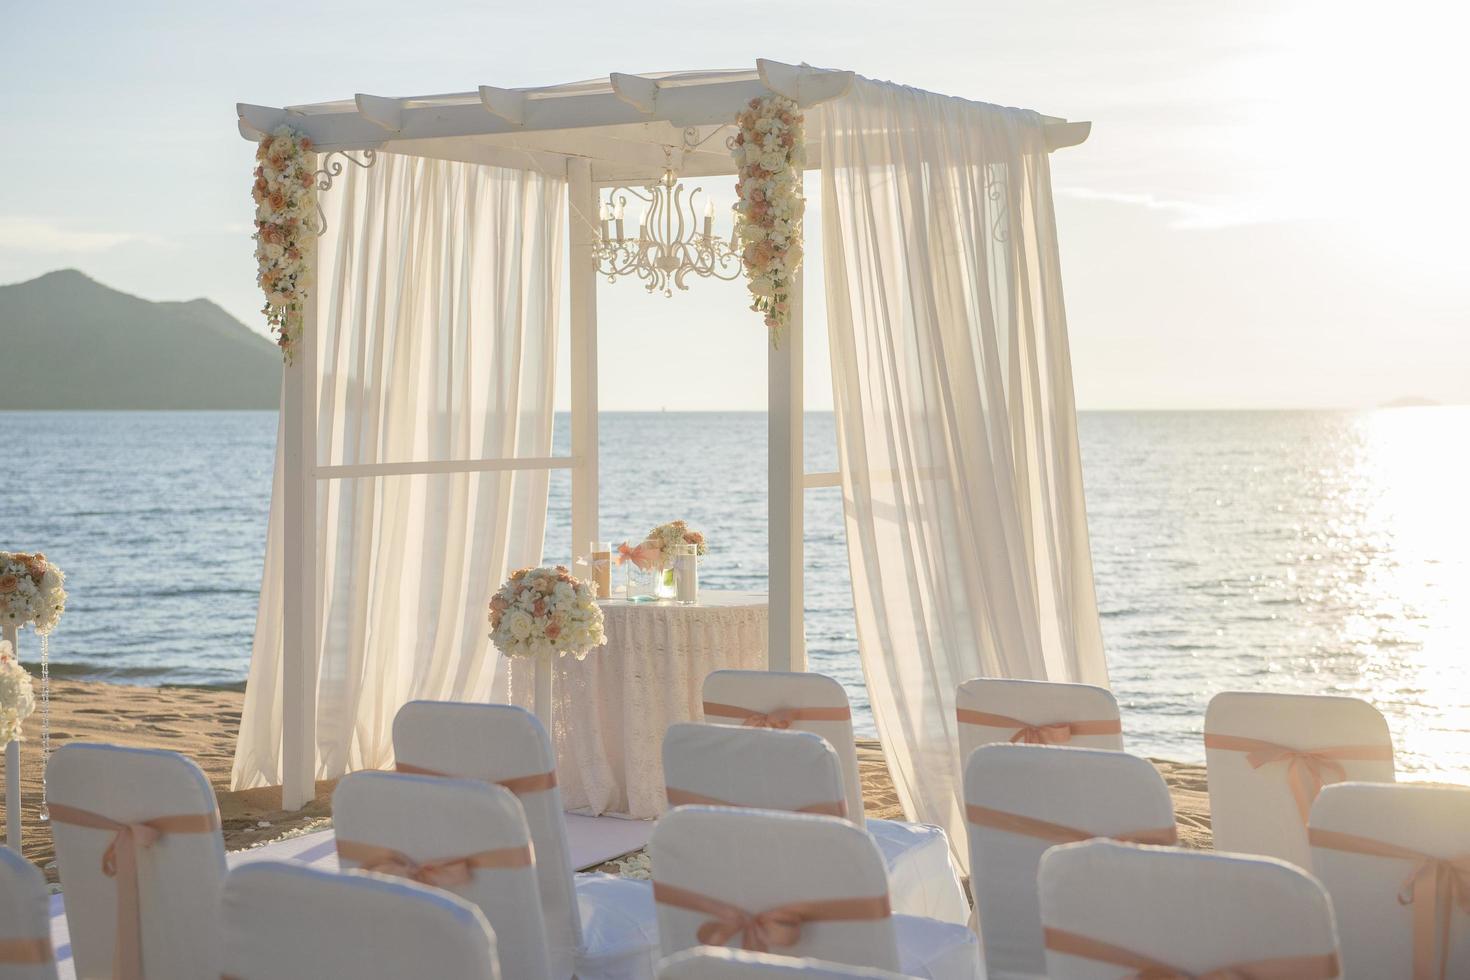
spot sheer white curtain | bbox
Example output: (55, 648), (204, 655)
(821, 78), (1106, 866)
(233, 154), (564, 790)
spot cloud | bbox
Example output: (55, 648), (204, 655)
(0, 217), (166, 253)
(1053, 186), (1263, 230)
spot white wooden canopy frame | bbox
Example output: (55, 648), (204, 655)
(238, 60), (1091, 809)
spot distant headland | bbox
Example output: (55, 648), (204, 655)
(0, 270), (280, 410)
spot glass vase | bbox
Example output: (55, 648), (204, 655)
(624, 562), (657, 602)
(655, 566), (676, 600)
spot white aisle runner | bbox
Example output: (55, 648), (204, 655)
(46, 814), (652, 978)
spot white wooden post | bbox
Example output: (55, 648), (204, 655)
(280, 287), (319, 811)
(768, 271), (806, 672)
(3, 623), (18, 850)
(568, 158), (600, 560)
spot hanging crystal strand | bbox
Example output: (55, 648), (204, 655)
(38, 632), (49, 821)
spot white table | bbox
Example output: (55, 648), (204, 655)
(504, 590), (768, 818)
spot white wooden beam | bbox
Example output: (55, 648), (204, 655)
(568, 157), (600, 571)
(609, 73), (659, 114)
(354, 94), (404, 132)
(479, 85), (527, 125)
(768, 270), (806, 672)
(756, 59), (855, 108)
(1045, 120), (1092, 151)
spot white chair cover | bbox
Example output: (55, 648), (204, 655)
(955, 679), (1122, 766)
(332, 770), (553, 980)
(1038, 840), (1341, 979)
(658, 946), (909, 978)
(964, 745), (1175, 979)
(651, 806), (982, 980)
(701, 670), (968, 924)
(218, 861), (499, 979)
(0, 847), (57, 980)
(392, 700), (657, 980)
(47, 743), (225, 980)
(1309, 781), (1470, 980)
(662, 724), (852, 820)
(1204, 692), (1394, 868)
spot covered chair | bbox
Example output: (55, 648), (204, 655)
(658, 946), (909, 978)
(0, 847), (57, 980)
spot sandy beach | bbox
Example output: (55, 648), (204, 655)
(3, 679), (1213, 879)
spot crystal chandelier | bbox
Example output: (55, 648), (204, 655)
(593, 161), (741, 297)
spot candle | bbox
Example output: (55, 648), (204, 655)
(703, 199), (715, 238)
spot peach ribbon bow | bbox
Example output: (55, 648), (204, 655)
(47, 802), (221, 980)
(1309, 828), (1470, 980)
(965, 803), (1177, 846)
(666, 787), (848, 818)
(0, 938), (53, 965)
(336, 839), (533, 889)
(1044, 927), (1340, 979)
(955, 708), (1122, 745)
(394, 761), (558, 797)
(653, 880), (890, 953)
(702, 701), (852, 730)
(1202, 734), (1393, 822)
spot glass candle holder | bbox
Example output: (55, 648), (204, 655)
(674, 543), (699, 605)
(589, 540), (612, 598)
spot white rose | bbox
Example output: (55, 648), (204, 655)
(508, 610), (533, 640)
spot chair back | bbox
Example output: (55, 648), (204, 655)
(392, 700), (579, 978)
(0, 848), (58, 980)
(955, 678), (1122, 765)
(663, 724), (850, 820)
(1205, 691), (1394, 867)
(1038, 840), (1341, 979)
(218, 861), (499, 979)
(658, 945), (908, 977)
(47, 743), (225, 980)
(1310, 781), (1470, 980)
(650, 807), (900, 971)
(702, 670), (863, 825)
(964, 744), (1175, 977)
(332, 771), (553, 980)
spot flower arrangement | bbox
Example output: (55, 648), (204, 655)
(0, 640), (35, 746)
(646, 520), (707, 566)
(489, 565), (607, 660)
(252, 126), (318, 363)
(0, 552), (66, 634)
(732, 94), (806, 347)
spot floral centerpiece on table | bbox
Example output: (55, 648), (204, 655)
(732, 94), (806, 348)
(0, 551), (66, 634)
(0, 640), (35, 746)
(489, 566), (606, 660)
(252, 126), (318, 363)
(645, 520), (707, 567)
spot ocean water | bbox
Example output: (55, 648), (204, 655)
(5, 409), (1468, 777)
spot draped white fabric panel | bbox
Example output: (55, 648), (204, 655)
(820, 78), (1107, 867)
(233, 154), (565, 790)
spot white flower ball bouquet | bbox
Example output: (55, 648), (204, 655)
(0, 640), (35, 746)
(0, 551), (66, 633)
(489, 565), (607, 660)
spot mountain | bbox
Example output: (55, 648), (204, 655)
(0, 270), (281, 409)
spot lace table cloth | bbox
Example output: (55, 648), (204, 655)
(503, 591), (768, 818)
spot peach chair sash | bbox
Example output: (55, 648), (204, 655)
(965, 803), (1177, 846)
(665, 787), (848, 818)
(393, 761), (557, 797)
(1203, 734), (1393, 822)
(0, 938), (53, 964)
(1044, 926), (1340, 979)
(955, 709), (1122, 745)
(1309, 827), (1470, 980)
(653, 880), (890, 953)
(47, 802), (221, 980)
(702, 701), (852, 730)
(335, 839), (533, 890)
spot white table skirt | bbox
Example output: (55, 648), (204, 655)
(503, 590), (768, 818)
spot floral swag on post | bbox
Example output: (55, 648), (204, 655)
(732, 95), (806, 348)
(0, 640), (35, 747)
(490, 566), (607, 660)
(252, 126), (318, 363)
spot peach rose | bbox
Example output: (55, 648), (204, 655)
(544, 622), (561, 641)
(0, 575), (17, 595)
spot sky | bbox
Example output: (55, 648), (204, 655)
(2, 0), (1466, 410)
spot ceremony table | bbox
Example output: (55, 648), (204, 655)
(504, 590), (768, 818)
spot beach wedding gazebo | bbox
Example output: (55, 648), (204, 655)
(230, 60), (1107, 863)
